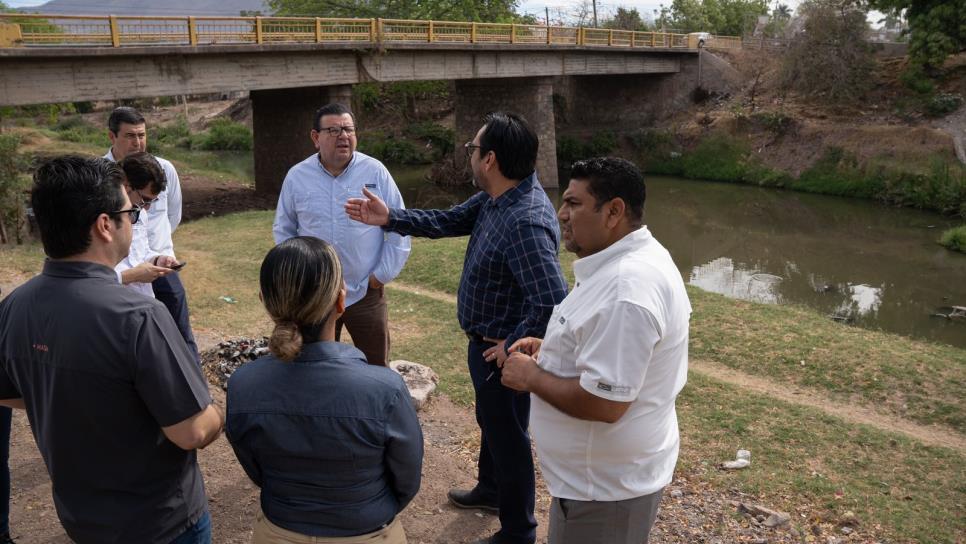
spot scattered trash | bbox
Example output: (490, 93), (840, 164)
(201, 337), (269, 390)
(721, 449), (751, 469)
(219, 296), (237, 304)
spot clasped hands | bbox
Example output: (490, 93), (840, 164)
(484, 337), (543, 393)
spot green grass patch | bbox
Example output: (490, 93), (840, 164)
(939, 225), (966, 253)
(678, 372), (966, 543)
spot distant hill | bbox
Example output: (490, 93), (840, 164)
(18, 0), (271, 16)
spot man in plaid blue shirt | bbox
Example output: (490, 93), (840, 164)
(346, 112), (567, 544)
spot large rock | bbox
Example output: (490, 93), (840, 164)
(390, 360), (439, 411)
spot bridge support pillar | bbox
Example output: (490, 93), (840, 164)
(252, 84), (352, 195)
(453, 77), (558, 188)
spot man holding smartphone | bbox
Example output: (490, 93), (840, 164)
(105, 107), (199, 365)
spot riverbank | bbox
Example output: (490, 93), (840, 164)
(2, 210), (964, 542)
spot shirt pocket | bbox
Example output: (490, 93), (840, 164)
(294, 192), (323, 235)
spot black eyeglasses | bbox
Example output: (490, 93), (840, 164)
(107, 205), (141, 224)
(464, 142), (482, 158)
(135, 190), (160, 207)
(318, 126), (356, 137)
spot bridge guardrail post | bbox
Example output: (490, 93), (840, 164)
(109, 15), (120, 47)
(608, 29), (613, 46)
(546, 24), (551, 45)
(188, 16), (197, 46)
(510, 23), (516, 44)
(367, 18), (375, 42)
(316, 18), (322, 43)
(577, 27), (583, 46)
(255, 16), (263, 44)
(471, 22), (477, 44)
(428, 20), (434, 43)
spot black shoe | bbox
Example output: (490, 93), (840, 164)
(447, 487), (499, 513)
(0, 532), (15, 544)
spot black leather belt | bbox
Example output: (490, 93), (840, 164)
(465, 332), (494, 344)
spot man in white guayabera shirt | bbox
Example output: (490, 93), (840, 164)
(273, 103), (410, 366)
(500, 157), (691, 544)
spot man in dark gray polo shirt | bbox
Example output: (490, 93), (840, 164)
(0, 156), (224, 544)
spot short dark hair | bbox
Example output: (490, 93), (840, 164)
(31, 156), (126, 259)
(479, 112), (538, 181)
(313, 103), (355, 131)
(107, 107), (146, 134)
(569, 157), (646, 223)
(119, 152), (167, 194)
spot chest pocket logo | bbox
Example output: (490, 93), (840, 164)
(558, 316), (566, 324)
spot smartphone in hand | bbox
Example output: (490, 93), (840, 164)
(169, 261), (187, 271)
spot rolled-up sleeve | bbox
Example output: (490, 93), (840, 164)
(384, 387), (423, 510)
(503, 223), (569, 350)
(372, 170), (411, 285)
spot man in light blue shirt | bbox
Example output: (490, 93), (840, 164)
(273, 103), (410, 366)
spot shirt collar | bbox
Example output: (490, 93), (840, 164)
(293, 340), (368, 364)
(104, 148), (116, 162)
(572, 226), (653, 283)
(43, 259), (120, 282)
(489, 172), (538, 209)
(318, 152), (357, 179)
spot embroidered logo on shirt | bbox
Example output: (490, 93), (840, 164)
(558, 316), (566, 324)
(365, 183), (377, 188)
(597, 382), (631, 395)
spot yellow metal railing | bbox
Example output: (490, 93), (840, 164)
(0, 13), (696, 50)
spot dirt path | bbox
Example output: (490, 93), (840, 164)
(388, 283), (966, 452)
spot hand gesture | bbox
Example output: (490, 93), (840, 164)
(483, 338), (508, 366)
(345, 187), (390, 226)
(501, 352), (540, 392)
(508, 337), (542, 359)
(124, 261), (172, 284)
(155, 255), (179, 269)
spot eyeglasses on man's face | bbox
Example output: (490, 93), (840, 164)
(463, 142), (482, 158)
(107, 205), (141, 225)
(134, 189), (160, 209)
(318, 126), (356, 137)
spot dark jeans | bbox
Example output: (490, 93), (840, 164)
(0, 407), (9, 535)
(170, 511), (211, 544)
(467, 339), (536, 544)
(335, 285), (390, 366)
(153, 272), (200, 365)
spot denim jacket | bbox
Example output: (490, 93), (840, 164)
(226, 342), (423, 537)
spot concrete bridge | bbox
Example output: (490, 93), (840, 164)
(0, 15), (726, 191)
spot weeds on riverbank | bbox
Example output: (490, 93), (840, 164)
(939, 225), (966, 252)
(630, 129), (966, 218)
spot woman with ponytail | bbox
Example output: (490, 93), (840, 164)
(226, 236), (423, 544)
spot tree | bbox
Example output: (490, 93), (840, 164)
(662, 0), (768, 35)
(603, 7), (649, 31)
(866, 0), (965, 69)
(268, 0), (524, 23)
(780, 0), (874, 103)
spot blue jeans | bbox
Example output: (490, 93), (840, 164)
(0, 407), (10, 535)
(468, 339), (536, 544)
(170, 511), (211, 544)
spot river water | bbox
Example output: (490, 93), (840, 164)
(391, 167), (966, 349)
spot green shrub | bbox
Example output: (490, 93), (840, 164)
(752, 111), (793, 134)
(939, 225), (966, 253)
(354, 83), (381, 111)
(150, 117), (191, 148)
(679, 134), (752, 182)
(556, 131), (619, 168)
(404, 121), (454, 159)
(52, 116), (108, 147)
(587, 131), (618, 156)
(358, 135), (426, 165)
(899, 65), (936, 95)
(191, 119), (252, 151)
(72, 101), (95, 114)
(628, 129), (673, 152)
(924, 93), (963, 118)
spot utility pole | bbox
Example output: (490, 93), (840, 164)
(592, 0), (598, 27)
(546, 6), (550, 26)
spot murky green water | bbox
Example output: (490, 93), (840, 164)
(392, 168), (966, 349)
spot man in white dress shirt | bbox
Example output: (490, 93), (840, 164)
(115, 152), (179, 297)
(273, 103), (410, 366)
(500, 157), (691, 544)
(105, 107), (199, 364)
